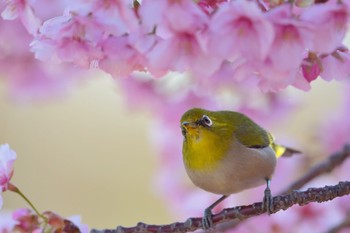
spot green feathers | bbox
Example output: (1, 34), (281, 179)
(231, 112), (273, 149)
(181, 108), (299, 158)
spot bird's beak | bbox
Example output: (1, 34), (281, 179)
(181, 121), (198, 136)
(181, 121), (197, 129)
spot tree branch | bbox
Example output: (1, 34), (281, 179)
(91, 145), (350, 233)
(91, 181), (350, 233)
(281, 144), (350, 194)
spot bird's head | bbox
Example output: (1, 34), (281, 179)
(180, 108), (223, 141)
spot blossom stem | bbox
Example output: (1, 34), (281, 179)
(8, 183), (48, 222)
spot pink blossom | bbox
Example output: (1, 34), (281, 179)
(28, 0), (68, 21)
(12, 208), (31, 220)
(320, 50), (350, 81)
(250, 5), (315, 92)
(0, 212), (16, 233)
(5, 59), (85, 102)
(161, 0), (208, 35)
(0, 144), (16, 194)
(301, 0), (348, 54)
(98, 35), (147, 77)
(208, 0), (274, 61)
(256, 59), (311, 92)
(11, 208), (89, 233)
(197, 59), (257, 91)
(1, 0), (41, 35)
(0, 18), (87, 102)
(147, 32), (220, 78)
(266, 5), (312, 72)
(66, 0), (139, 36)
(142, 0), (221, 77)
(12, 208), (40, 232)
(138, 0), (168, 34)
(32, 0), (139, 69)
(291, 70), (312, 91)
(140, 0), (207, 37)
(32, 14), (104, 67)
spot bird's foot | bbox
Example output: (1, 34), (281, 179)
(262, 186), (273, 214)
(202, 208), (214, 230)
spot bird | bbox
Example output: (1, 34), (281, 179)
(180, 108), (300, 230)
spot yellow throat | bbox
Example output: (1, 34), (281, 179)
(182, 121), (232, 171)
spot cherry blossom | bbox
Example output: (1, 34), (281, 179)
(0, 144), (16, 208)
(301, 0), (348, 54)
(266, 5), (312, 72)
(11, 208), (89, 233)
(98, 35), (148, 77)
(66, 0), (138, 36)
(143, 0), (221, 77)
(32, 14), (104, 68)
(12, 208), (40, 233)
(0, 212), (16, 233)
(23, 0), (350, 91)
(320, 50), (350, 81)
(0, 16), (88, 102)
(209, 0), (274, 61)
(1, 0), (41, 35)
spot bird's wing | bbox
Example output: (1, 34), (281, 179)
(233, 117), (301, 157)
(234, 123), (274, 149)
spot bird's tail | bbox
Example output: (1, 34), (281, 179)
(272, 143), (301, 158)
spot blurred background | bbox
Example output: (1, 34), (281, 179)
(0, 74), (171, 229)
(0, 69), (343, 229)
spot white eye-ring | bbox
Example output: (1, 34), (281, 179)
(202, 115), (213, 126)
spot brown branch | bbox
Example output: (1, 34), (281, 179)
(314, 0), (329, 3)
(281, 144), (350, 194)
(91, 181), (350, 233)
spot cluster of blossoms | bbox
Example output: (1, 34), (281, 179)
(0, 144), (89, 232)
(2, 0), (350, 93)
(0, 1), (85, 102)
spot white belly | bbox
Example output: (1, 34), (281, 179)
(185, 142), (277, 195)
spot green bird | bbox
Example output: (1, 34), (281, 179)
(180, 108), (300, 230)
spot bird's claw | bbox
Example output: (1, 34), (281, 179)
(202, 208), (214, 230)
(262, 186), (273, 214)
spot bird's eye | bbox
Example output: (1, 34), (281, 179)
(202, 115), (212, 127)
